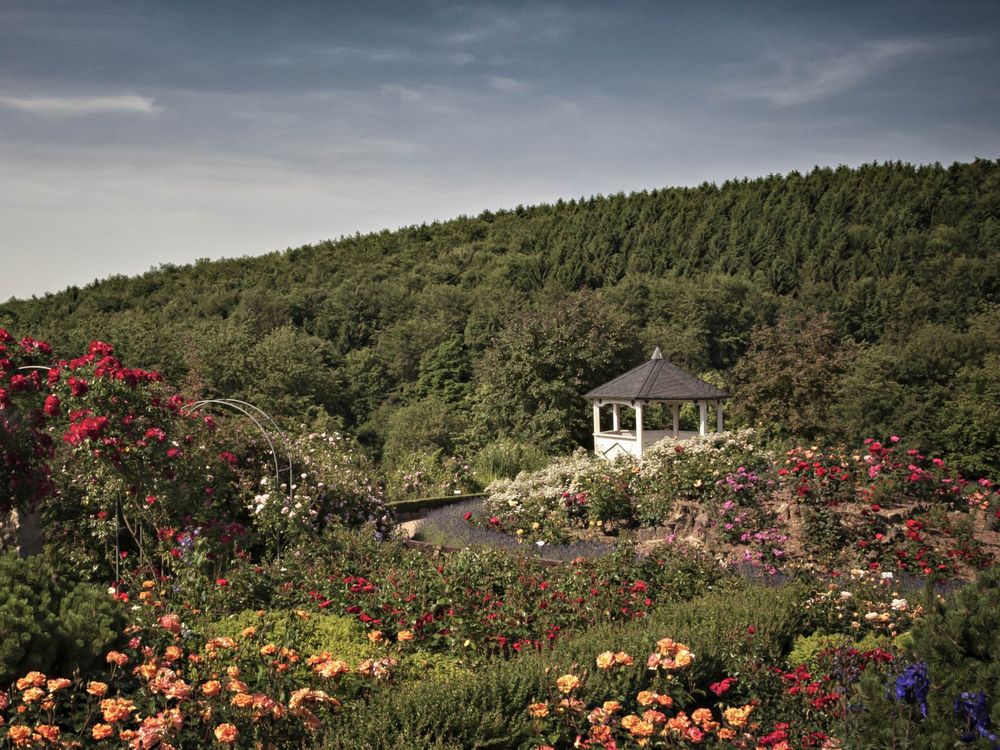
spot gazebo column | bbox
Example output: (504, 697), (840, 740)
(635, 403), (644, 456)
(716, 401), (724, 433)
(671, 403), (679, 437)
(612, 404), (620, 432)
(698, 400), (708, 436)
(592, 403), (601, 437)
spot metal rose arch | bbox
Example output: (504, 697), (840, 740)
(181, 398), (294, 497)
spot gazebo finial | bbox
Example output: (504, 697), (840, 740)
(650, 346), (663, 360)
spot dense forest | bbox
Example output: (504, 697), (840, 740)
(3, 159), (999, 475)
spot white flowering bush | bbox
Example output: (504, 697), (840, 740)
(479, 449), (598, 542)
(477, 431), (773, 540)
(249, 430), (390, 548)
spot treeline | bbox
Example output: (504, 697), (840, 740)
(3, 159), (999, 475)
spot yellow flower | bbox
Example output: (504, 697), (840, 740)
(241, 626), (258, 639)
(397, 630), (414, 642)
(595, 651), (616, 670)
(555, 674), (581, 694)
(602, 700), (622, 714)
(675, 649), (694, 668)
(723, 704), (754, 728)
(368, 630), (383, 643)
(214, 723), (238, 744)
(636, 690), (656, 706)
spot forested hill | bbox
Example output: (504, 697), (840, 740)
(3, 159), (1000, 474)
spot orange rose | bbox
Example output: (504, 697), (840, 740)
(555, 674), (581, 694)
(92, 723), (114, 740)
(100, 697), (136, 723)
(397, 630), (414, 642)
(201, 680), (222, 698)
(368, 630), (383, 643)
(163, 646), (183, 662)
(15, 672), (46, 690)
(691, 708), (714, 726)
(35, 725), (60, 743)
(6, 725), (32, 746)
(231, 693), (254, 709)
(87, 681), (109, 697)
(21, 688), (45, 704)
(528, 702), (549, 718)
(46, 678), (71, 692)
(240, 626), (257, 639)
(106, 651), (129, 667)
(214, 723), (238, 744)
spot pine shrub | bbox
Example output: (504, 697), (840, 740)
(0, 552), (122, 684)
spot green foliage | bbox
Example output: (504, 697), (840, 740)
(471, 439), (549, 486)
(840, 568), (1000, 748)
(786, 630), (894, 670)
(469, 289), (640, 452)
(0, 552), (122, 684)
(731, 311), (857, 443)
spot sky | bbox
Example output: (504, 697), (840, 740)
(1, 0), (998, 301)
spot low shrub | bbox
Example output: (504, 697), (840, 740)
(0, 552), (122, 684)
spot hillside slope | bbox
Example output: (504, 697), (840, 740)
(3, 159), (999, 472)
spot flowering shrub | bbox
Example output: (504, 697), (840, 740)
(633, 430), (772, 525)
(248, 430), (390, 550)
(480, 449), (598, 543)
(387, 448), (477, 501)
(0, 603), (394, 748)
(799, 568), (925, 640)
(0, 330), (55, 512)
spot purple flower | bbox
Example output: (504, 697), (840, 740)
(954, 691), (997, 745)
(895, 663), (930, 718)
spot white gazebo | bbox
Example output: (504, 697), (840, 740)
(584, 347), (729, 460)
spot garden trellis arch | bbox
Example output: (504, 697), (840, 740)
(181, 398), (294, 496)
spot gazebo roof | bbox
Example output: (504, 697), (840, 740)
(584, 347), (729, 402)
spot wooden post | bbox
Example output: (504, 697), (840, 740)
(699, 400), (707, 436)
(716, 401), (724, 433)
(612, 403), (620, 432)
(635, 403), (644, 456)
(672, 403), (680, 436)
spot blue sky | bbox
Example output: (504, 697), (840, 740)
(2, 0), (998, 300)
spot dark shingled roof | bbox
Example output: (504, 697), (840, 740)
(584, 347), (730, 402)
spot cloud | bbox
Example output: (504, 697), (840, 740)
(487, 75), (527, 93)
(0, 93), (160, 116)
(729, 37), (956, 106)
